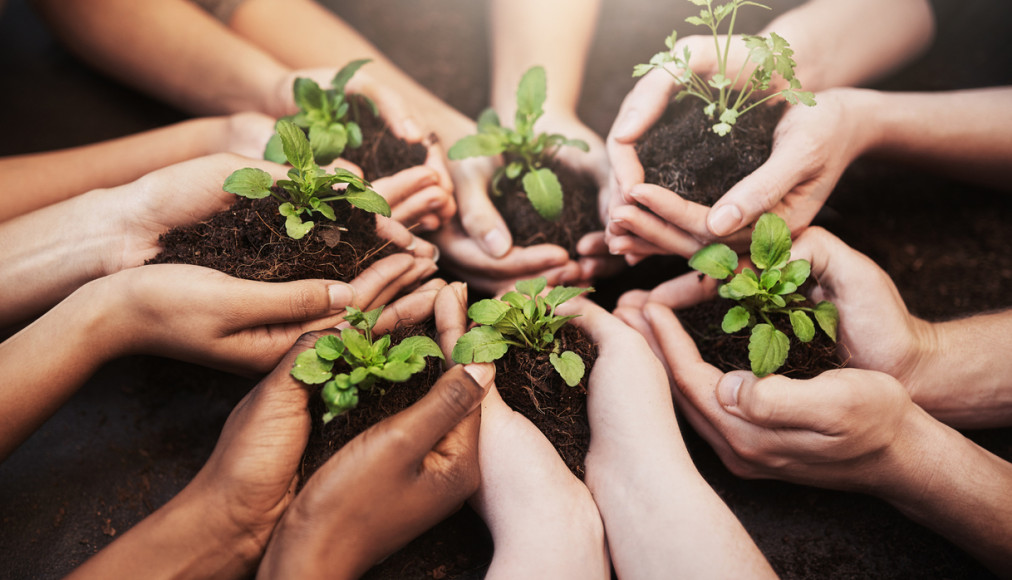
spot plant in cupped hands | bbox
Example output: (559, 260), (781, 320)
(447, 66), (589, 220)
(689, 213), (838, 377)
(224, 119), (390, 239)
(265, 59), (377, 165)
(452, 277), (593, 386)
(633, 0), (815, 136)
(290, 306), (444, 423)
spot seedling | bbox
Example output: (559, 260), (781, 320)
(224, 119), (390, 239)
(447, 66), (589, 221)
(452, 277), (593, 386)
(265, 59), (377, 165)
(290, 306), (444, 423)
(633, 0), (815, 136)
(688, 213), (838, 377)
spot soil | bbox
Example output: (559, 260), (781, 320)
(636, 98), (784, 206)
(676, 293), (842, 379)
(492, 156), (602, 257)
(339, 95), (428, 180)
(494, 325), (598, 479)
(147, 194), (397, 282)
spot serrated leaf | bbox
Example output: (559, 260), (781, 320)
(309, 124), (347, 165)
(712, 122), (732, 136)
(516, 277), (547, 298)
(515, 65), (547, 126)
(293, 77), (325, 113)
(341, 187), (391, 217)
(544, 285), (593, 310)
(447, 133), (505, 160)
(223, 168), (274, 199)
(749, 324), (789, 377)
(790, 310), (815, 342)
(331, 58), (370, 93)
(813, 301), (839, 342)
(549, 351), (585, 387)
(451, 326), (509, 364)
(276, 119), (314, 171)
(291, 350), (333, 384)
(632, 63), (655, 78)
(314, 335), (345, 361)
(523, 167), (564, 221)
(468, 298), (512, 325)
(263, 134), (286, 163)
(750, 213), (792, 270)
(708, 73), (731, 90)
(722, 305), (750, 333)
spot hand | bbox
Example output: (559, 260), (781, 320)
(221, 111), (279, 159)
(259, 282), (494, 579)
(101, 254), (437, 375)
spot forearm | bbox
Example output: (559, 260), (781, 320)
(765, 0), (935, 91)
(0, 188), (127, 327)
(33, 0), (290, 115)
(860, 87), (1012, 190)
(879, 407), (1012, 576)
(490, 0), (601, 119)
(905, 310), (1012, 428)
(0, 117), (231, 222)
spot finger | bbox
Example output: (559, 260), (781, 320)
(607, 136), (645, 199)
(627, 183), (711, 241)
(389, 186), (452, 228)
(609, 202), (704, 257)
(347, 73), (421, 143)
(616, 289), (650, 310)
(395, 364), (495, 455)
(435, 282), (469, 362)
(222, 274), (349, 327)
(436, 225), (571, 276)
(718, 370), (860, 433)
(646, 270), (719, 309)
(451, 158), (513, 258)
(578, 254), (627, 282)
(790, 225), (886, 306)
(371, 166), (440, 207)
(374, 216), (438, 259)
(321, 157), (364, 178)
(373, 278), (447, 334)
(424, 139), (455, 195)
(363, 258), (439, 311)
(345, 253), (417, 311)
(609, 69), (679, 144)
(606, 232), (671, 259)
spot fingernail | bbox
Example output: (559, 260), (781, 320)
(709, 204), (743, 237)
(427, 197), (445, 210)
(327, 283), (355, 309)
(463, 363), (495, 388)
(483, 229), (510, 258)
(430, 244), (440, 264)
(716, 374), (743, 408)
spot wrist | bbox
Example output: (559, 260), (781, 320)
(257, 500), (362, 580)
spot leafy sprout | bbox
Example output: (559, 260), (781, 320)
(264, 59), (377, 165)
(633, 0), (815, 136)
(447, 66), (589, 221)
(689, 213), (838, 377)
(224, 119), (390, 240)
(290, 306), (444, 423)
(451, 276), (593, 386)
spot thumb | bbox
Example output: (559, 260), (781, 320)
(228, 278), (357, 327)
(452, 160), (513, 258)
(395, 363), (495, 455)
(716, 371), (830, 431)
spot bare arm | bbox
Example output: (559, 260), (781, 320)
(32, 0), (291, 116)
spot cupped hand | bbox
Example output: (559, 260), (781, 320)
(104, 254), (436, 375)
(259, 282), (495, 579)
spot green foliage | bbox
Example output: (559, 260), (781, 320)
(289, 306), (444, 423)
(451, 277), (593, 387)
(633, 0), (815, 136)
(264, 59), (378, 165)
(446, 66), (589, 221)
(224, 119), (390, 239)
(688, 213), (839, 377)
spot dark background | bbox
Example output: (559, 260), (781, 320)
(1, 0), (1011, 578)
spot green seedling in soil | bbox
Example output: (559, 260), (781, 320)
(264, 58), (377, 165)
(224, 119), (390, 240)
(633, 0), (815, 136)
(290, 306), (444, 423)
(688, 213), (838, 377)
(452, 276), (593, 387)
(447, 65), (589, 221)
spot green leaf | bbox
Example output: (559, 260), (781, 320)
(515, 277), (547, 298)
(727, 272), (760, 297)
(372, 360), (416, 382)
(780, 259), (810, 287)
(749, 324), (789, 377)
(314, 335), (345, 361)
(523, 167), (563, 221)
(549, 351), (585, 387)
(565, 138), (590, 152)
(708, 73), (731, 90)
(750, 213), (792, 270)
(477, 108), (502, 132)
(331, 58), (371, 93)
(468, 298), (512, 325)
(500, 291), (528, 308)
(293, 77), (325, 113)
(515, 65), (547, 126)
(544, 285), (593, 310)
(813, 301), (839, 342)
(276, 119), (315, 172)
(386, 336), (444, 363)
(350, 366), (371, 385)
(759, 268), (781, 290)
(285, 213), (314, 239)
(346, 306), (383, 332)
(632, 63), (655, 78)
(447, 133), (505, 160)
(505, 161), (524, 180)
(263, 134), (286, 163)
(346, 121), (363, 149)
(689, 243), (738, 280)
(451, 326), (510, 364)
(313, 201), (336, 221)
(309, 123), (348, 165)
(722, 305), (750, 333)
(712, 122), (732, 136)
(223, 168), (274, 199)
(341, 187), (391, 217)
(291, 350), (333, 384)
(790, 310), (815, 342)
(341, 327), (372, 360)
